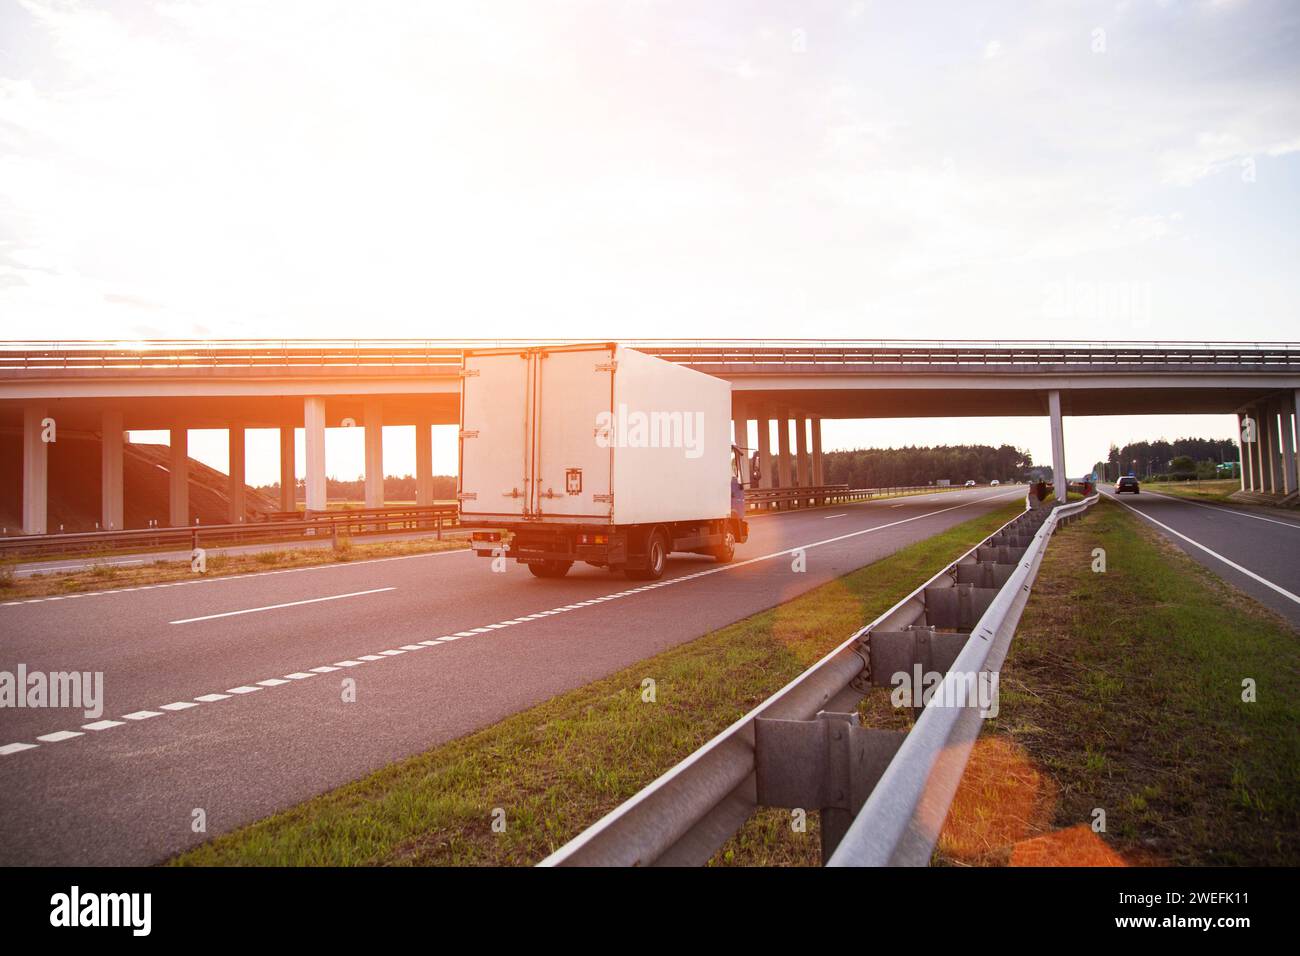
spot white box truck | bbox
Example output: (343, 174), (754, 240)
(459, 343), (750, 579)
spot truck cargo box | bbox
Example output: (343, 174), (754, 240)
(458, 343), (732, 527)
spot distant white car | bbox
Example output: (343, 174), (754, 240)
(990, 479), (1000, 486)
(964, 479), (976, 487)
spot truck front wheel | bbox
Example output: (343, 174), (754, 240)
(527, 560), (572, 579)
(626, 528), (668, 581)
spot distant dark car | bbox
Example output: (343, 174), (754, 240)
(1116, 476), (1140, 494)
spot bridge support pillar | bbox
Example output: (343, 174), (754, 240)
(776, 412), (792, 504)
(795, 416), (810, 490)
(1248, 403), (1264, 492)
(304, 397), (327, 512)
(1048, 390), (1067, 504)
(1237, 413), (1250, 491)
(1274, 400), (1290, 495)
(228, 425), (246, 522)
(101, 410), (124, 531)
(364, 400), (384, 508)
(732, 399), (747, 452)
(416, 415), (434, 507)
(1290, 390), (1300, 495)
(757, 412), (773, 494)
(169, 427), (189, 527)
(811, 418), (824, 487)
(279, 426), (296, 512)
(1283, 400), (1297, 496)
(1261, 402), (1277, 494)
(22, 405), (48, 535)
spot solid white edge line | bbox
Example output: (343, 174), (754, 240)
(1138, 488), (1300, 529)
(1104, 492), (1300, 606)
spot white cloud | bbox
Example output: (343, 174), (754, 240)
(0, 0), (1295, 346)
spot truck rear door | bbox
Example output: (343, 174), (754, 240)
(531, 345), (615, 519)
(458, 349), (533, 518)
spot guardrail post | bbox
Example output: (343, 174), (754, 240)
(754, 712), (904, 864)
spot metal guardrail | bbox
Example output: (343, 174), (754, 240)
(539, 490), (1099, 867)
(0, 505), (461, 559)
(744, 484), (973, 510)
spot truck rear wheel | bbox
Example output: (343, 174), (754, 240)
(527, 560), (572, 579)
(712, 529), (736, 563)
(626, 528), (668, 581)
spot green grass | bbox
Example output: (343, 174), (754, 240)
(1139, 478), (1242, 503)
(172, 498), (1026, 866)
(0, 535), (469, 601)
(938, 498), (1299, 866)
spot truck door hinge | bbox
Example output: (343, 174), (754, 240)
(503, 488), (523, 499)
(539, 488), (558, 500)
(456, 492), (477, 501)
(458, 368), (480, 378)
(460, 429), (479, 439)
(595, 361), (617, 372)
(593, 493), (614, 504)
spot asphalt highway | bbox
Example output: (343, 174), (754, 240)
(1100, 485), (1300, 628)
(0, 485), (1020, 865)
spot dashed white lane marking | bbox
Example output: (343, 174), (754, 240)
(823, 513), (848, 519)
(2, 490), (1017, 757)
(83, 719), (124, 731)
(169, 587), (396, 624)
(36, 730), (83, 743)
(4, 548), (469, 608)
(1140, 489), (1300, 529)
(1105, 492), (1300, 606)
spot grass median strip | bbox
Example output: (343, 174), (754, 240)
(1136, 478), (1243, 504)
(938, 498), (1299, 866)
(172, 499), (1024, 866)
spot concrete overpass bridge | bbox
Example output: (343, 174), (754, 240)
(2, 339), (1298, 534)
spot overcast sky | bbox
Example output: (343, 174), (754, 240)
(3, 1), (1297, 481)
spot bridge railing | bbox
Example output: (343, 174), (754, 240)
(0, 504), (461, 560)
(1, 338), (1297, 371)
(539, 491), (1100, 867)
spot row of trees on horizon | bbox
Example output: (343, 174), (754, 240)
(821, 444), (1036, 487)
(1094, 437), (1240, 481)
(253, 436), (1238, 500)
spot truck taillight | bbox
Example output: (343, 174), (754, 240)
(578, 534), (607, 545)
(472, 531), (502, 543)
